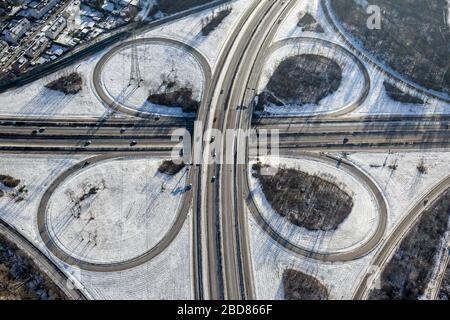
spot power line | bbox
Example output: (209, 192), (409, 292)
(129, 31), (143, 88)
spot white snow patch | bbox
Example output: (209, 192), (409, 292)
(46, 157), (188, 264)
(0, 53), (109, 118)
(0, 154), (89, 241)
(249, 151), (450, 300)
(248, 212), (373, 300)
(65, 214), (193, 300)
(249, 156), (378, 254)
(258, 41), (366, 116)
(142, 0), (255, 68)
(274, 0), (334, 42)
(345, 151), (450, 232)
(100, 43), (203, 117)
(0, 155), (192, 299)
(348, 64), (450, 117)
(447, 1), (450, 27)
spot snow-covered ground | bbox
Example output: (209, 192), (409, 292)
(269, 0), (450, 117)
(345, 151), (450, 231)
(0, 54), (109, 118)
(142, 0), (255, 69)
(100, 42), (204, 117)
(0, 154), (89, 239)
(249, 156), (378, 254)
(0, 0), (448, 118)
(248, 151), (450, 299)
(0, 154), (192, 299)
(258, 41), (366, 116)
(248, 212), (373, 300)
(447, 1), (450, 27)
(273, 0), (335, 42)
(0, 41), (205, 119)
(350, 63), (450, 117)
(46, 157), (188, 264)
(68, 214), (192, 300)
(0, 0), (252, 119)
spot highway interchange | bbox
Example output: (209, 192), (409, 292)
(0, 0), (449, 300)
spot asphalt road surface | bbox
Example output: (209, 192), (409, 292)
(353, 176), (450, 299)
(215, 0), (297, 300)
(243, 152), (388, 262)
(0, 219), (87, 300)
(93, 37), (212, 120)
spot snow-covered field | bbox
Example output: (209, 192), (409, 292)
(345, 151), (450, 232)
(273, 0), (335, 42)
(0, 0), (448, 118)
(448, 1), (450, 27)
(46, 157), (188, 264)
(100, 43), (204, 117)
(249, 156), (378, 254)
(0, 0), (252, 119)
(142, 0), (255, 69)
(349, 67), (450, 117)
(0, 41), (206, 119)
(248, 212), (373, 300)
(0, 154), (88, 239)
(70, 214), (192, 300)
(258, 41), (366, 116)
(270, 0), (450, 117)
(248, 151), (450, 300)
(0, 155), (192, 299)
(0, 54), (109, 118)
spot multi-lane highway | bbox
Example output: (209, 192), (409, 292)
(198, 0), (297, 300)
(0, 0), (449, 301)
(209, 0), (450, 301)
(188, 0), (285, 300)
(254, 117), (450, 150)
(0, 116), (188, 152)
(224, 0), (299, 300)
